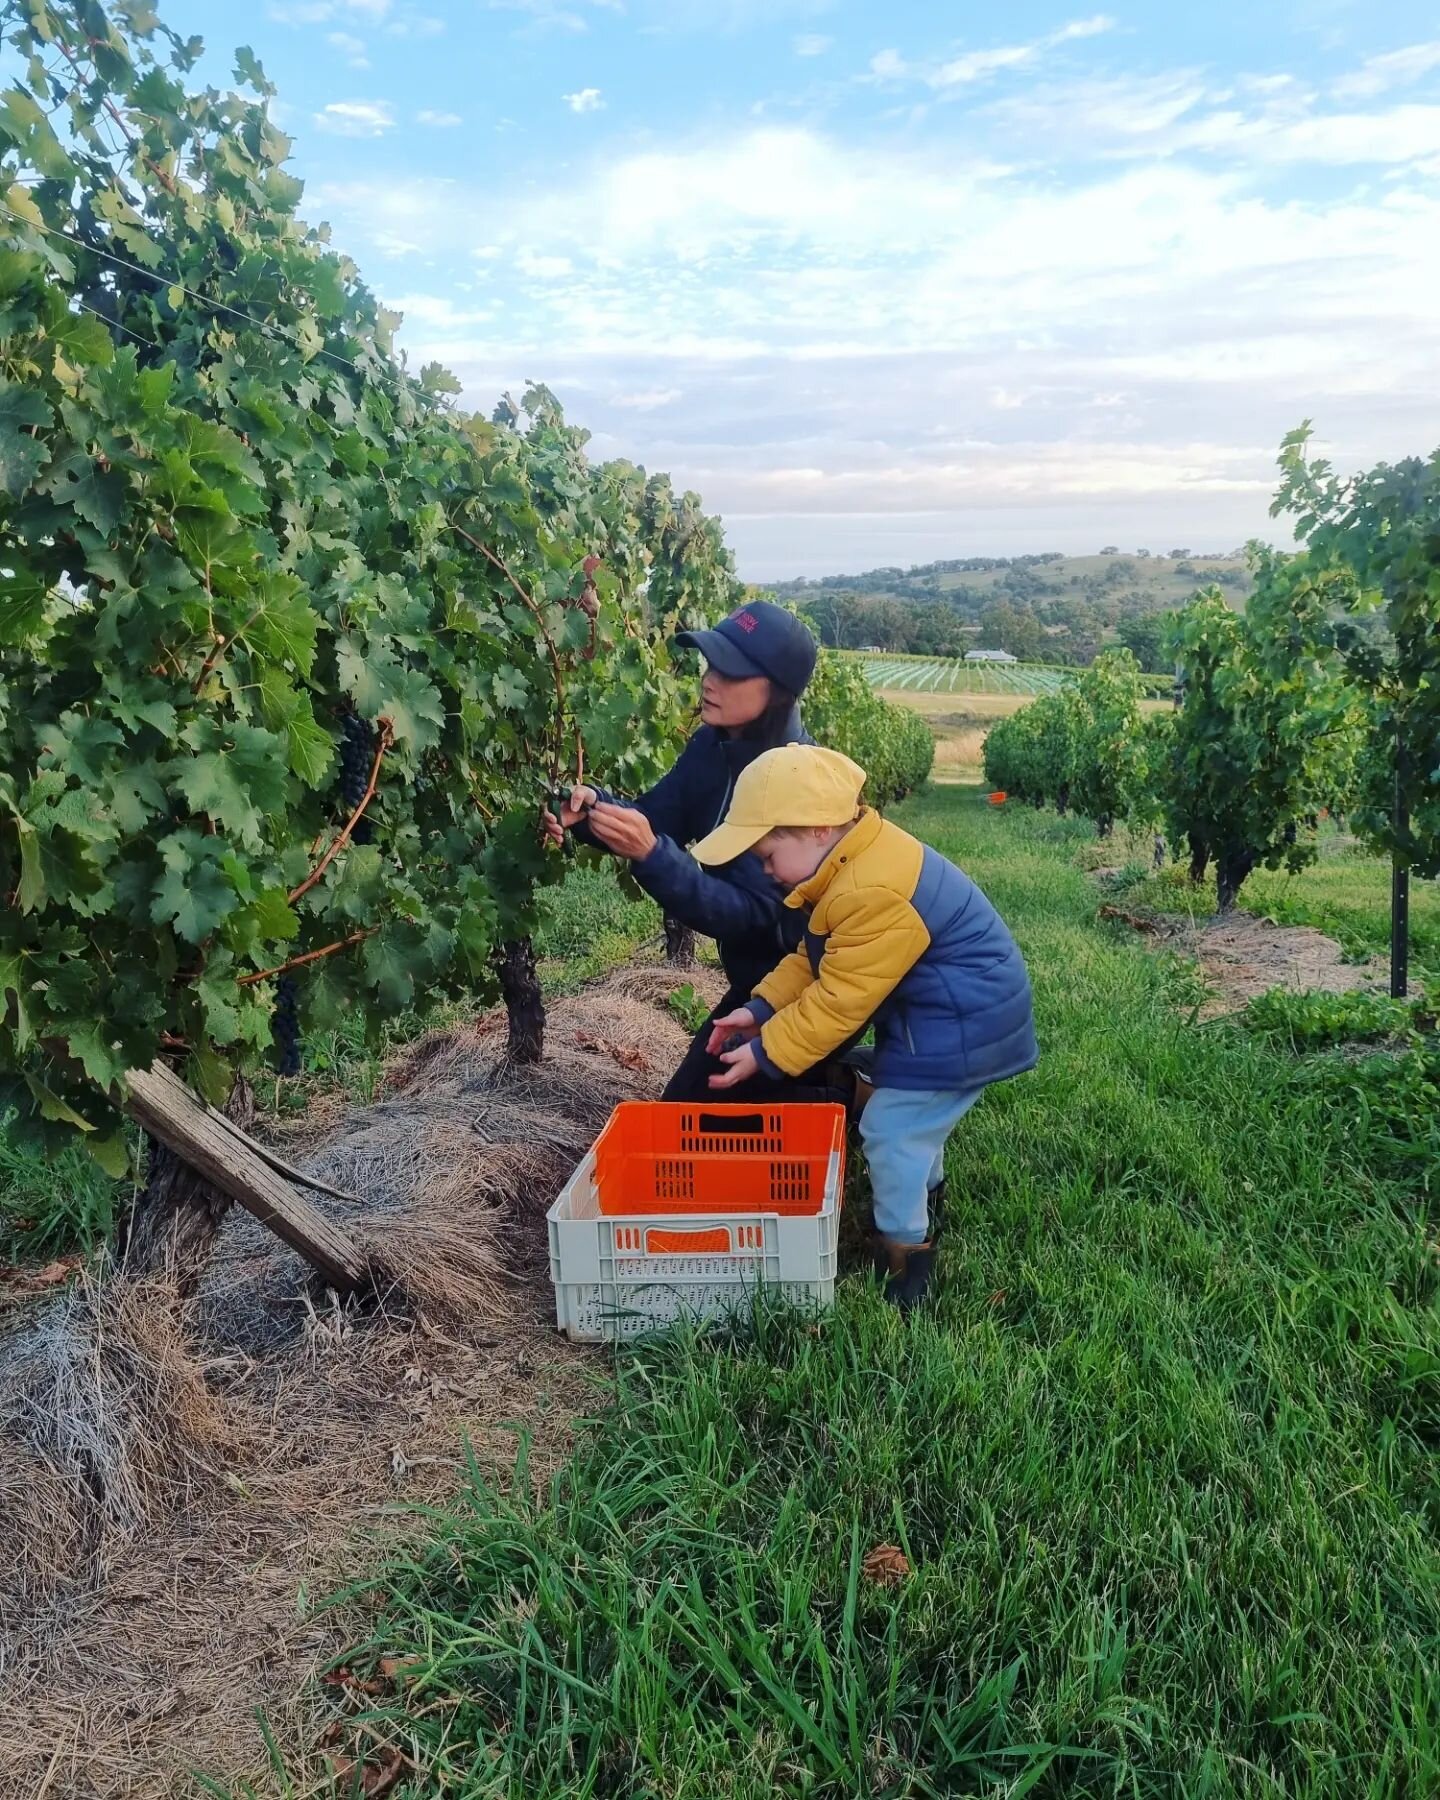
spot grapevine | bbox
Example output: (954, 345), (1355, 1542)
(0, 0), (739, 1172)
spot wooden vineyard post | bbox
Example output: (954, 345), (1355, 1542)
(124, 1060), (370, 1294)
(1392, 726), (1410, 1000)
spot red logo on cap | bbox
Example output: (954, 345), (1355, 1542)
(734, 610), (758, 633)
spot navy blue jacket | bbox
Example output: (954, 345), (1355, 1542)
(574, 706), (811, 995)
(747, 811), (1038, 1093)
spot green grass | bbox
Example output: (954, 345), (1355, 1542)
(0, 1125), (121, 1262)
(301, 791), (1440, 1799)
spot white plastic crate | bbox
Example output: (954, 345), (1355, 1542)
(547, 1142), (842, 1343)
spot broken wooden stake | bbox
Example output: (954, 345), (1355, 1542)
(124, 1060), (370, 1294)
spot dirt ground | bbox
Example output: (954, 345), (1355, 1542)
(0, 963), (724, 1800)
(1097, 895), (1385, 1017)
(1178, 912), (1386, 1014)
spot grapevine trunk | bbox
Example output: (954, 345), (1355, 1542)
(1216, 848), (1258, 913)
(664, 918), (698, 968)
(497, 938), (545, 1065)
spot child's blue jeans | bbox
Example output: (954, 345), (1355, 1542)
(859, 1086), (983, 1244)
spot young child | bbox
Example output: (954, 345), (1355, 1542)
(690, 744), (1037, 1311)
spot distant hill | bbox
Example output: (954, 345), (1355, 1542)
(768, 550), (1254, 670)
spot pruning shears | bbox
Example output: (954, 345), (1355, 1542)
(549, 784), (593, 857)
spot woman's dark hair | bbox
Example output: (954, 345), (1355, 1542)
(741, 685), (799, 748)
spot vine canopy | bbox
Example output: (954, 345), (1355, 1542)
(0, 0), (740, 1165)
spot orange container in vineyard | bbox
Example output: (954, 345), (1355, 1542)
(591, 1101), (846, 1218)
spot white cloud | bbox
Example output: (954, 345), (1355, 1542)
(388, 294), (495, 330)
(564, 87), (606, 114)
(984, 68), (1440, 169)
(490, 0), (617, 32)
(417, 108), (463, 127)
(516, 248), (576, 278)
(873, 15), (1117, 92)
(1335, 40), (1440, 100)
(613, 387), (682, 409)
(387, 12), (445, 35)
(269, 0), (390, 20)
(308, 67), (1440, 573)
(314, 99), (396, 137)
(793, 34), (831, 57)
(327, 29), (369, 66)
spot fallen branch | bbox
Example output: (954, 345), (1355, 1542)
(289, 719), (394, 905)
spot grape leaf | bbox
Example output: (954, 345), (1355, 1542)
(24, 1073), (94, 1130)
(53, 311), (114, 367)
(169, 720), (289, 846)
(336, 638), (445, 750)
(64, 1022), (128, 1091)
(151, 832), (242, 943)
(0, 380), (51, 497)
(195, 966), (243, 1046)
(46, 453), (128, 535)
(0, 952), (33, 1052)
(252, 887), (300, 940)
(244, 572), (319, 675)
(0, 571), (51, 643)
(107, 764), (167, 833)
(12, 814), (44, 912)
(362, 924), (430, 1010)
(85, 1132), (132, 1179)
(40, 712), (125, 784)
(492, 667), (529, 710)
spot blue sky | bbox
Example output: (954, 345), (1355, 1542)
(158, 0), (1440, 578)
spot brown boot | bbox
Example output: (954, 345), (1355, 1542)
(872, 1237), (936, 1313)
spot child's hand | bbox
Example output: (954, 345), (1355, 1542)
(709, 1039), (760, 1089)
(705, 1008), (759, 1055)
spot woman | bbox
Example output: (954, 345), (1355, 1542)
(544, 600), (845, 1102)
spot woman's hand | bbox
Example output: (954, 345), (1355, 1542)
(709, 1039), (760, 1090)
(705, 1008), (759, 1055)
(542, 785), (597, 847)
(587, 801), (657, 860)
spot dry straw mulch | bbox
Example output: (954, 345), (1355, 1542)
(0, 963), (722, 1799)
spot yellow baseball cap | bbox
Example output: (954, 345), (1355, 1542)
(691, 745), (867, 866)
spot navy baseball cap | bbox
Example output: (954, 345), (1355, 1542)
(674, 600), (818, 696)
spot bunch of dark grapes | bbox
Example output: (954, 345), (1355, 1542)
(273, 974), (301, 1077)
(339, 712), (374, 845)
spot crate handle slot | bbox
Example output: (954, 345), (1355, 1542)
(645, 1225), (734, 1256)
(695, 1110), (766, 1137)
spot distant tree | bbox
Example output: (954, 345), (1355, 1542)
(1117, 614), (1170, 673)
(978, 601), (1047, 662)
(1100, 545), (1120, 555)
(1169, 548), (1192, 560)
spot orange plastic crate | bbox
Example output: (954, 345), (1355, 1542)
(592, 1101), (846, 1219)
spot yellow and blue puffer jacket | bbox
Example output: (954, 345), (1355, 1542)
(747, 808), (1037, 1092)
